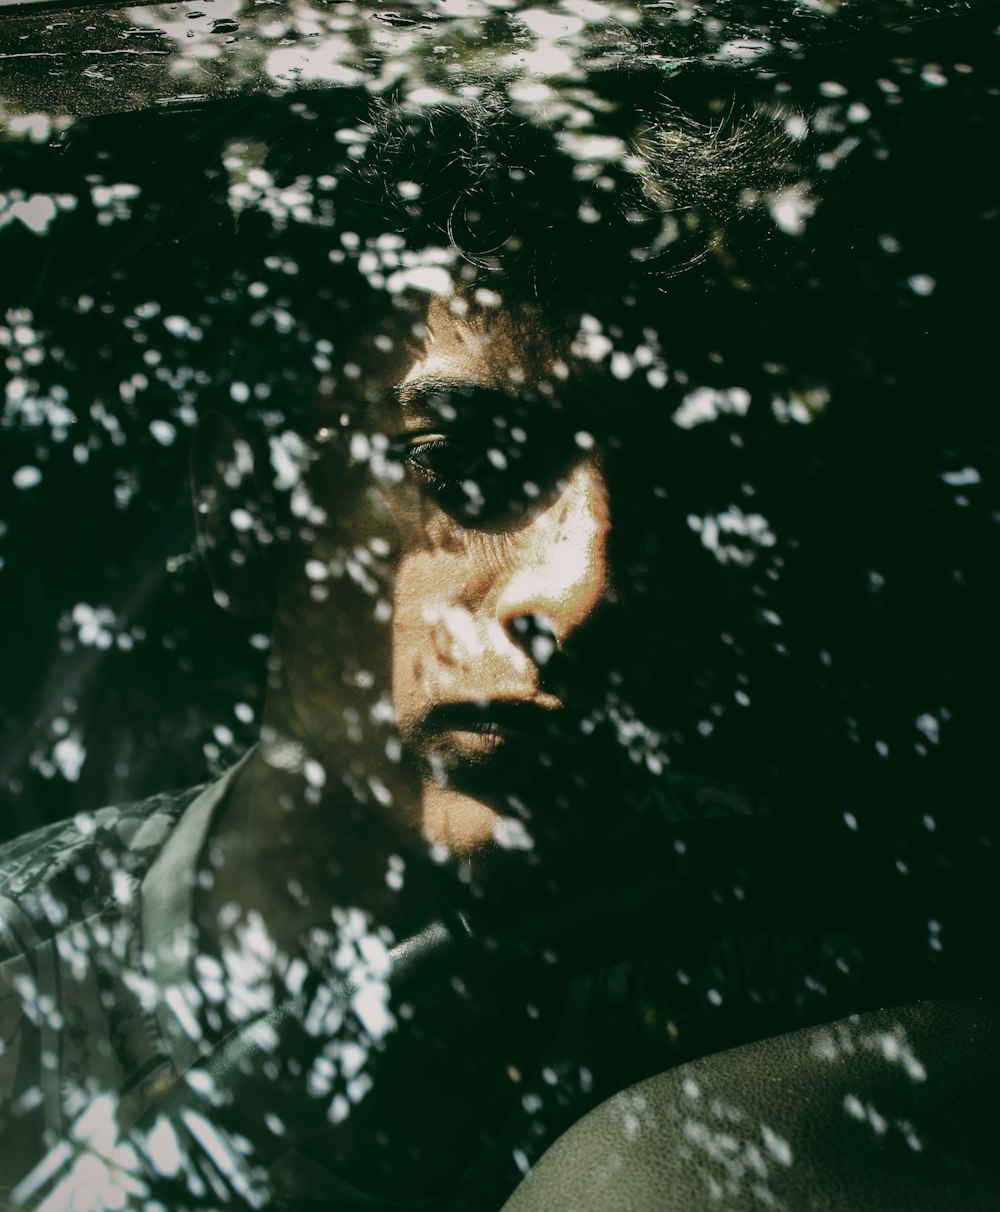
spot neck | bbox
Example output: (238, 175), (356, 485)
(201, 738), (445, 961)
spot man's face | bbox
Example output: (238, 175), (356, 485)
(269, 293), (620, 861)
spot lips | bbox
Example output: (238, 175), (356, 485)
(421, 700), (580, 758)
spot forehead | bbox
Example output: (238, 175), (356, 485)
(401, 295), (565, 390)
(328, 291), (576, 433)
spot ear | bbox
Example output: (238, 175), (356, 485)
(190, 411), (274, 624)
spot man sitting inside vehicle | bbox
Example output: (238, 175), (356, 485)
(1, 77), (995, 1212)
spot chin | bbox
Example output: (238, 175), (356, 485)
(419, 782), (526, 858)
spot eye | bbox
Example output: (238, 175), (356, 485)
(395, 433), (528, 525)
(405, 436), (471, 488)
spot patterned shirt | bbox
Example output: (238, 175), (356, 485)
(0, 761), (235, 1208)
(0, 756), (457, 1211)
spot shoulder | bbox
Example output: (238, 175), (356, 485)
(503, 997), (1000, 1212)
(0, 782), (205, 956)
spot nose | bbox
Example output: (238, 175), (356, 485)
(494, 460), (611, 652)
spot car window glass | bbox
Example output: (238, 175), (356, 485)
(1, 3), (997, 1209)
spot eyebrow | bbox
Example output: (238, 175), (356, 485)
(391, 377), (511, 413)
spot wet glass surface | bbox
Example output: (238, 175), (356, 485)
(1, 3), (998, 1209)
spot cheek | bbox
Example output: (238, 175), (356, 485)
(280, 469), (413, 716)
(390, 549), (452, 730)
(273, 524), (398, 740)
(288, 472), (402, 639)
(390, 534), (495, 728)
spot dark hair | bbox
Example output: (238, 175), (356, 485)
(203, 76), (788, 440)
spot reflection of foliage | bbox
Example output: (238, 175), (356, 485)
(116, 0), (1000, 113)
(1, 3), (998, 853)
(0, 8), (998, 1211)
(1, 1), (994, 124)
